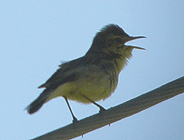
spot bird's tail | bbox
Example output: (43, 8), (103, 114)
(25, 89), (52, 114)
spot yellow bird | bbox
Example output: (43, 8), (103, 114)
(26, 24), (145, 122)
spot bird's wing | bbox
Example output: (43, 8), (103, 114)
(38, 57), (84, 89)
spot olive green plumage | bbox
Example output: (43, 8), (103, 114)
(26, 24), (145, 120)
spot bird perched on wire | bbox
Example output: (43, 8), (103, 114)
(26, 24), (145, 122)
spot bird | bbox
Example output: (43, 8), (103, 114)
(25, 24), (145, 122)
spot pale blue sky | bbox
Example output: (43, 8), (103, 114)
(1, 1), (184, 140)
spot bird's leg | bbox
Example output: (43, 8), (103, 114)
(79, 93), (106, 112)
(64, 97), (78, 123)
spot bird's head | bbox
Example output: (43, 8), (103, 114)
(87, 24), (145, 60)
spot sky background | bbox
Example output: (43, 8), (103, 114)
(1, 1), (184, 140)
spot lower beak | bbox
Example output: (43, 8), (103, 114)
(126, 45), (145, 50)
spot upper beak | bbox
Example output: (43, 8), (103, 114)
(129, 36), (146, 41)
(125, 36), (146, 50)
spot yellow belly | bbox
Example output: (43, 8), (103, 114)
(46, 73), (117, 103)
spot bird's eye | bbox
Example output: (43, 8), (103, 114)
(114, 37), (122, 43)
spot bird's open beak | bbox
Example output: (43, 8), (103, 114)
(125, 36), (146, 50)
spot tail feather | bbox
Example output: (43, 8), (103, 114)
(25, 89), (52, 114)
